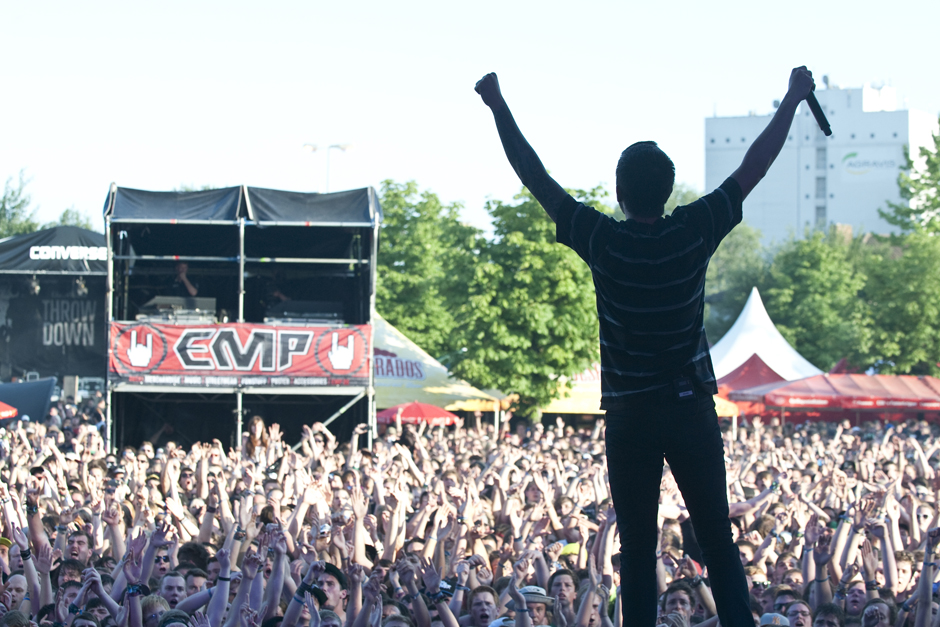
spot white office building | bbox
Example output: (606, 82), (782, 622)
(705, 83), (938, 244)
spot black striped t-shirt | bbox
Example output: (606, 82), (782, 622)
(555, 177), (743, 410)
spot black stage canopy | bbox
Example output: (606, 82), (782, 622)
(247, 187), (381, 225)
(104, 185), (382, 225)
(106, 187), (244, 222)
(0, 226), (106, 275)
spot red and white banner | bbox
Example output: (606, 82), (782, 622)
(109, 322), (370, 388)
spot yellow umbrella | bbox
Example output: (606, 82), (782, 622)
(542, 363), (741, 418)
(713, 395), (740, 418)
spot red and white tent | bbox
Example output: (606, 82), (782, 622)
(729, 374), (940, 412)
(710, 287), (822, 385)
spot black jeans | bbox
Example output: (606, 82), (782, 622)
(605, 389), (752, 627)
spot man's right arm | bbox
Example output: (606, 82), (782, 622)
(731, 66), (816, 200)
(475, 73), (568, 222)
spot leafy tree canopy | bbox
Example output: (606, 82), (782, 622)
(0, 172), (41, 239)
(879, 116), (940, 234)
(376, 180), (482, 359)
(449, 187), (604, 416)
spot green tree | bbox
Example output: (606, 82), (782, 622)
(760, 228), (872, 371)
(860, 231), (940, 374)
(703, 221), (768, 341)
(450, 187), (601, 416)
(665, 182), (703, 214)
(44, 207), (97, 231)
(0, 171), (41, 238)
(879, 116), (940, 233)
(174, 184), (217, 192)
(376, 180), (481, 358)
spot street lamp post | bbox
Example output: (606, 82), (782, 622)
(301, 143), (351, 193)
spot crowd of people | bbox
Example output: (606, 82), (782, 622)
(3, 399), (940, 627)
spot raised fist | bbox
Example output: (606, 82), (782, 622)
(787, 66), (815, 102)
(475, 73), (506, 110)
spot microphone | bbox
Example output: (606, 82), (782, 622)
(805, 89), (832, 136)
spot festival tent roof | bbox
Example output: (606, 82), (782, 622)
(373, 314), (497, 411)
(104, 185), (382, 226)
(541, 363), (740, 418)
(0, 226), (106, 275)
(710, 287), (822, 381)
(717, 354), (786, 392)
(729, 374), (940, 411)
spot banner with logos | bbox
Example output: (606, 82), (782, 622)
(0, 276), (107, 380)
(109, 322), (370, 388)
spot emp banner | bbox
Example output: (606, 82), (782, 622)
(109, 322), (370, 388)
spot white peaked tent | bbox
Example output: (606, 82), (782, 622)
(710, 287), (823, 381)
(373, 314), (497, 410)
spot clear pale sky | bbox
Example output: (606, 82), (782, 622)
(3, 1), (939, 232)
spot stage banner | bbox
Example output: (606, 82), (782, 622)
(0, 277), (107, 380)
(109, 322), (370, 388)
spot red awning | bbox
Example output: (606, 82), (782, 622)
(729, 374), (940, 411)
(376, 401), (458, 426)
(717, 354), (785, 392)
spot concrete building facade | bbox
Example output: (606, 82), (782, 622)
(705, 84), (937, 244)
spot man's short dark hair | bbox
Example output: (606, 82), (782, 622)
(60, 558), (86, 575)
(177, 542), (210, 570)
(547, 569), (576, 593)
(160, 571), (185, 587)
(468, 585), (498, 610)
(37, 604), (57, 623)
(73, 612), (101, 627)
(157, 610), (191, 627)
(861, 598), (895, 623)
(774, 585), (800, 601)
(659, 580), (693, 612)
(615, 141), (675, 218)
(813, 603), (845, 627)
(186, 568), (209, 581)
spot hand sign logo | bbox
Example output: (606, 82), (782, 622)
(328, 332), (354, 370)
(112, 323), (167, 373)
(314, 328), (366, 376)
(127, 331), (153, 367)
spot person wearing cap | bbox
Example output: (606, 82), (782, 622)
(506, 586), (553, 626)
(317, 561), (349, 621)
(758, 613), (789, 627)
